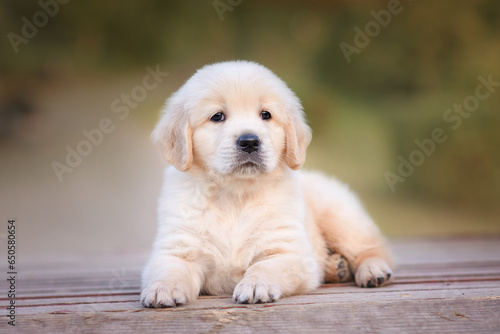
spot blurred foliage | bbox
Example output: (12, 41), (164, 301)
(1, 0), (499, 209)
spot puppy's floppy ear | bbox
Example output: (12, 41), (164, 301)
(151, 97), (193, 171)
(284, 101), (312, 170)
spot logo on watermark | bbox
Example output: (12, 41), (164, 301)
(6, 219), (17, 326)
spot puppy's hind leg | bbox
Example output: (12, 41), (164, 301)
(320, 212), (392, 288)
(301, 172), (393, 288)
(324, 250), (353, 283)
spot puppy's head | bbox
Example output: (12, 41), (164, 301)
(152, 61), (311, 178)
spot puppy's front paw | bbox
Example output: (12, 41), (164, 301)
(233, 278), (281, 304)
(141, 281), (194, 308)
(355, 257), (392, 288)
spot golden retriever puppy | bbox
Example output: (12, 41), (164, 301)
(141, 61), (392, 308)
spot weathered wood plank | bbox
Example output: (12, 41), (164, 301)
(11, 264), (500, 299)
(3, 237), (499, 333)
(13, 285), (500, 315)
(11, 280), (500, 308)
(16, 261), (500, 288)
(7, 298), (500, 333)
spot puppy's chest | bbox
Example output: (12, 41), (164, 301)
(198, 206), (266, 266)
(172, 183), (301, 285)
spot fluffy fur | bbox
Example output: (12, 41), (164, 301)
(141, 61), (392, 307)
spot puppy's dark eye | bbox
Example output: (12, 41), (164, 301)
(210, 112), (225, 122)
(260, 110), (271, 120)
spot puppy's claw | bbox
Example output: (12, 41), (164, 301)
(233, 279), (281, 304)
(355, 258), (393, 288)
(140, 281), (193, 308)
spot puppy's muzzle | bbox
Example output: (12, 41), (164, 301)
(237, 134), (260, 154)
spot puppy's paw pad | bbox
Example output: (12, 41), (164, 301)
(324, 253), (353, 283)
(233, 279), (281, 304)
(140, 281), (192, 308)
(355, 258), (392, 288)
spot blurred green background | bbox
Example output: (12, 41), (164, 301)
(1, 0), (499, 261)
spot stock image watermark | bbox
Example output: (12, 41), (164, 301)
(385, 73), (500, 191)
(213, 0), (243, 21)
(51, 65), (169, 182)
(6, 219), (17, 326)
(340, 0), (410, 63)
(7, 0), (71, 54)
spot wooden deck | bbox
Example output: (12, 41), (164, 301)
(4, 238), (500, 333)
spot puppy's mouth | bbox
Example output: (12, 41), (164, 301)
(231, 155), (266, 174)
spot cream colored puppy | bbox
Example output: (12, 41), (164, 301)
(141, 61), (392, 308)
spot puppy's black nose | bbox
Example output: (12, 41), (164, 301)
(237, 134), (260, 154)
